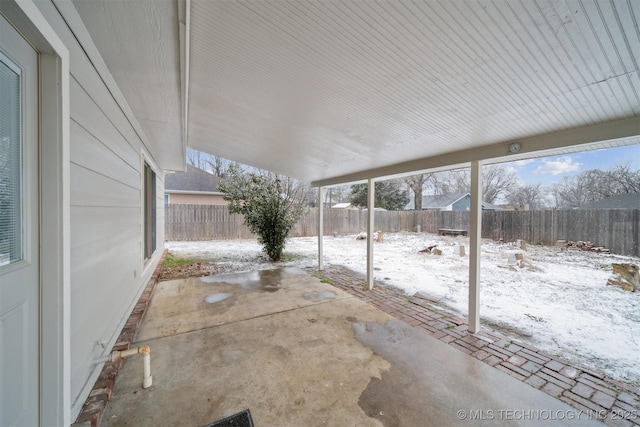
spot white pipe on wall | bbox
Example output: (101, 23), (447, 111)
(140, 345), (152, 388)
(93, 345), (153, 389)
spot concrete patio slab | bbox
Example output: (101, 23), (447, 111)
(101, 267), (604, 426)
(136, 267), (350, 341)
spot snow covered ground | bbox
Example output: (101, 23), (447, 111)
(165, 232), (640, 386)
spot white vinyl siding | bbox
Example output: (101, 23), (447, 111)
(33, 1), (165, 418)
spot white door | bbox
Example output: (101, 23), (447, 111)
(0, 14), (40, 426)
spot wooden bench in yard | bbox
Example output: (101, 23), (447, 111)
(438, 228), (468, 237)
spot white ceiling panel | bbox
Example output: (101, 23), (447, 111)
(72, 0), (639, 184)
(71, 0), (185, 171)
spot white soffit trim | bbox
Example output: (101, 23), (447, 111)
(69, 0), (184, 172)
(52, 0), (160, 167)
(178, 0), (190, 172)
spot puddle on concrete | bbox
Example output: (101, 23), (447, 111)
(204, 293), (234, 304)
(353, 319), (542, 426)
(303, 290), (337, 301)
(353, 319), (446, 425)
(200, 267), (304, 293)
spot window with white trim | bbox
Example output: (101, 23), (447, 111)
(144, 162), (156, 259)
(0, 52), (22, 267)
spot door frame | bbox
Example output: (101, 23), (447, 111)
(0, 1), (70, 425)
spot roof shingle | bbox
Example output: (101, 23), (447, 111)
(165, 165), (220, 193)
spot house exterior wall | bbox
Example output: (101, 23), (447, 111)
(34, 1), (166, 419)
(167, 193), (228, 205)
(452, 196), (471, 211)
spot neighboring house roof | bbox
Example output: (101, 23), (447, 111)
(423, 193), (469, 209)
(165, 165), (221, 194)
(406, 193), (499, 210)
(331, 202), (353, 209)
(405, 193), (468, 210)
(481, 201), (500, 211)
(577, 193), (640, 210)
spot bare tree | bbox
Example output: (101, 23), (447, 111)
(602, 163), (640, 195)
(428, 169), (468, 195)
(323, 185), (351, 207)
(300, 183), (318, 207)
(506, 183), (548, 210)
(551, 163), (640, 208)
(187, 148), (231, 177)
(428, 165), (517, 203)
(404, 173), (433, 210)
(482, 165), (519, 203)
(186, 148), (204, 169)
(551, 175), (590, 208)
(205, 155), (229, 177)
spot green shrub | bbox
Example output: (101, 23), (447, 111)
(219, 164), (307, 261)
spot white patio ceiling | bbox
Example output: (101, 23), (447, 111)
(72, 0), (640, 185)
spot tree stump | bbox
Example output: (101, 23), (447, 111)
(607, 263), (639, 292)
(507, 252), (525, 268)
(419, 244), (438, 253)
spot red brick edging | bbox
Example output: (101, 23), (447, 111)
(309, 265), (640, 427)
(74, 250), (168, 427)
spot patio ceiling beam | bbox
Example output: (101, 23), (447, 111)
(311, 117), (640, 188)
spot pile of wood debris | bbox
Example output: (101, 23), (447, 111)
(418, 244), (442, 255)
(564, 240), (610, 254)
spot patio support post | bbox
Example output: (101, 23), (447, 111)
(318, 186), (324, 271)
(366, 179), (375, 290)
(469, 160), (483, 333)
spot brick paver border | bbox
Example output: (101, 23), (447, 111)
(308, 265), (640, 427)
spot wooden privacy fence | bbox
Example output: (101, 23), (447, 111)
(165, 205), (640, 257)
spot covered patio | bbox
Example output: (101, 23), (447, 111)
(71, 0), (639, 332)
(73, 1), (637, 425)
(2, 1), (638, 425)
(99, 267), (606, 426)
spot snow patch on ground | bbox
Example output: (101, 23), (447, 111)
(166, 232), (640, 385)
